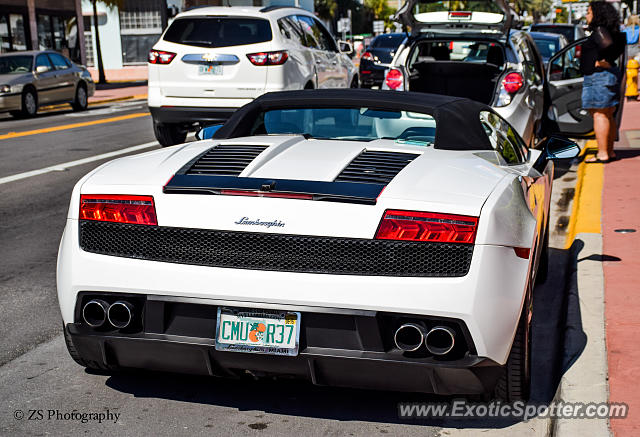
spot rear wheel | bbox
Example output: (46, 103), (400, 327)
(153, 120), (187, 147)
(71, 83), (88, 111)
(495, 300), (531, 401)
(63, 325), (117, 372)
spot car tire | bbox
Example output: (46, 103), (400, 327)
(350, 77), (359, 88)
(63, 325), (118, 372)
(495, 300), (531, 402)
(71, 83), (88, 111)
(19, 88), (38, 118)
(153, 120), (187, 147)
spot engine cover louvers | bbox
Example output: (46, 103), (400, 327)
(335, 150), (419, 184)
(186, 144), (269, 176)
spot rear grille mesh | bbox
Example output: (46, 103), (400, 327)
(79, 221), (473, 277)
(335, 151), (419, 184)
(186, 144), (269, 176)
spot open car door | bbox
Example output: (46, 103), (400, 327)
(544, 38), (626, 138)
(394, 0), (513, 35)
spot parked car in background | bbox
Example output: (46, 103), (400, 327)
(529, 31), (568, 66)
(384, 0), (547, 146)
(359, 33), (406, 88)
(148, 6), (358, 146)
(529, 23), (585, 43)
(0, 50), (94, 118)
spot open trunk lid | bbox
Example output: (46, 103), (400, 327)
(395, 0), (513, 35)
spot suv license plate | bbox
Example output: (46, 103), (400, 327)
(215, 307), (300, 356)
(199, 65), (222, 75)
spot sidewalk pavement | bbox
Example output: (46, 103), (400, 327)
(603, 98), (640, 436)
(89, 82), (148, 105)
(87, 65), (148, 82)
(556, 98), (640, 437)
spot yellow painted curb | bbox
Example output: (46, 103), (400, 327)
(564, 140), (604, 249)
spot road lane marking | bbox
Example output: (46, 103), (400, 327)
(0, 112), (149, 140)
(0, 141), (158, 185)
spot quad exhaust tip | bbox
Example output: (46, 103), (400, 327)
(107, 301), (134, 329)
(82, 299), (109, 328)
(425, 326), (456, 356)
(394, 323), (427, 352)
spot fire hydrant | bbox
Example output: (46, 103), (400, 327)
(626, 59), (639, 100)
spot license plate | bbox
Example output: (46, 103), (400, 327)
(215, 307), (300, 356)
(198, 64), (222, 75)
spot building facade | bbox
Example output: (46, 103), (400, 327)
(83, 0), (313, 70)
(0, 0), (85, 63)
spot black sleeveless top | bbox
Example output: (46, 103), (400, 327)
(581, 26), (626, 75)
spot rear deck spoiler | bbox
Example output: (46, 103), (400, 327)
(163, 175), (385, 205)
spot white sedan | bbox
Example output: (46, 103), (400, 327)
(57, 89), (579, 401)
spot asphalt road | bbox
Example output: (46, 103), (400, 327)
(0, 102), (577, 436)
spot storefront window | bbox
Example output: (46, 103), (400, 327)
(38, 14), (52, 50)
(10, 14), (27, 51)
(0, 15), (9, 53)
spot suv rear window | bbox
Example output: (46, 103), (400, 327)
(163, 17), (272, 48)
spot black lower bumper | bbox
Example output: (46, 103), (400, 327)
(67, 292), (502, 395)
(149, 106), (237, 125)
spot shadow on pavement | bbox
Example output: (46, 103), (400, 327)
(100, 244), (581, 429)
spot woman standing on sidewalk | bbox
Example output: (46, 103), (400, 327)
(582, 1), (627, 163)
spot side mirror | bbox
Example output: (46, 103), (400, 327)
(338, 41), (353, 54)
(195, 124), (223, 141)
(544, 136), (581, 160)
(35, 65), (49, 74)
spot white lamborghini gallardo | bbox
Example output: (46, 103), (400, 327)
(57, 89), (579, 401)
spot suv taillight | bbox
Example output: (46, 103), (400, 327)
(361, 51), (374, 61)
(502, 72), (523, 94)
(80, 195), (157, 226)
(375, 210), (478, 244)
(247, 51), (288, 66)
(148, 50), (176, 64)
(385, 68), (404, 90)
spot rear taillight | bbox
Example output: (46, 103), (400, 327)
(247, 51), (288, 66)
(449, 11), (472, 19)
(148, 50), (176, 64)
(385, 68), (404, 90)
(375, 210), (478, 244)
(502, 72), (523, 94)
(79, 195), (157, 226)
(362, 51), (374, 61)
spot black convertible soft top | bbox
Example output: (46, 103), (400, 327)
(213, 89), (494, 151)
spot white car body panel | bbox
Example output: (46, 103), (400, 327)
(57, 137), (540, 365)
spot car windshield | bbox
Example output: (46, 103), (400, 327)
(532, 38), (559, 61)
(250, 108), (437, 145)
(163, 17), (272, 48)
(372, 35), (404, 49)
(413, 0), (504, 22)
(0, 55), (33, 74)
